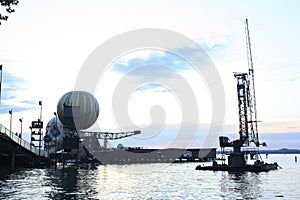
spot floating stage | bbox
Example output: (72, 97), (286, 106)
(92, 147), (216, 164)
(48, 147), (216, 165)
(196, 160), (279, 172)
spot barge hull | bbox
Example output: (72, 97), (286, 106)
(93, 148), (216, 164)
(195, 162), (279, 172)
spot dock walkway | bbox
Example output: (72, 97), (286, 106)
(0, 123), (47, 169)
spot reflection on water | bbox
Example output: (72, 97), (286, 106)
(220, 171), (262, 199)
(0, 167), (98, 200)
(46, 167), (99, 199)
(0, 168), (51, 199)
(0, 154), (299, 199)
(0, 167), (11, 180)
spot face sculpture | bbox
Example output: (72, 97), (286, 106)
(44, 117), (64, 153)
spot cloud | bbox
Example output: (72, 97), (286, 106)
(111, 40), (231, 72)
(110, 50), (193, 95)
(198, 42), (229, 61)
(111, 50), (192, 74)
(135, 83), (173, 93)
(103, 120), (300, 149)
(0, 70), (37, 114)
(107, 122), (216, 148)
(109, 42), (227, 94)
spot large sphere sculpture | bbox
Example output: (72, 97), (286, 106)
(45, 117), (64, 141)
(57, 91), (99, 130)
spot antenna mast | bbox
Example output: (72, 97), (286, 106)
(245, 19), (259, 147)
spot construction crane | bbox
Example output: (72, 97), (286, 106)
(219, 19), (266, 165)
(196, 19), (279, 171)
(79, 130), (141, 149)
(231, 19), (261, 149)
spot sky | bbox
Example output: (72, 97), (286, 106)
(0, 0), (299, 149)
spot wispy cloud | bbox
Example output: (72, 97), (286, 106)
(199, 42), (229, 61)
(0, 70), (37, 114)
(111, 50), (192, 74)
(135, 83), (173, 93)
(110, 42), (228, 93)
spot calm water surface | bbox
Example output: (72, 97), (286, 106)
(0, 154), (299, 199)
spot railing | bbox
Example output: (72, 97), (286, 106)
(0, 123), (46, 157)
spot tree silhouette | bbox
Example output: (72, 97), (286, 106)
(0, 0), (19, 25)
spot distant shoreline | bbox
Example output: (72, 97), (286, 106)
(217, 148), (300, 154)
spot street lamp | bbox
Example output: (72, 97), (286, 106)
(54, 112), (57, 127)
(38, 101), (43, 161)
(39, 100), (42, 121)
(19, 117), (23, 139)
(9, 109), (12, 137)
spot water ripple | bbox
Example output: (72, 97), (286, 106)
(0, 154), (299, 199)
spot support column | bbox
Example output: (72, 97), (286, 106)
(11, 151), (15, 171)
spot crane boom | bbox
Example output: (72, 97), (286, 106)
(245, 19), (259, 147)
(79, 130), (141, 149)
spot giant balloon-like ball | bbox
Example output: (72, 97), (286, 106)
(57, 91), (99, 130)
(45, 117), (64, 141)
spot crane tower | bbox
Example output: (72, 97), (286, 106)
(219, 19), (266, 166)
(196, 19), (279, 172)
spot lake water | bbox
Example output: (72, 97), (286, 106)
(0, 154), (299, 199)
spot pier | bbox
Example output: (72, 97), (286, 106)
(0, 123), (48, 170)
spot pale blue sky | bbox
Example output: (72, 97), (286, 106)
(0, 0), (299, 149)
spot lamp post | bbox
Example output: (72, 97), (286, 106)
(29, 126), (33, 145)
(39, 100), (42, 121)
(19, 117), (23, 139)
(9, 109), (12, 137)
(38, 101), (43, 162)
(54, 112), (57, 128)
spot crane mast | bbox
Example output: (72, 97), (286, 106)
(245, 18), (259, 147)
(218, 19), (263, 166)
(230, 19), (260, 149)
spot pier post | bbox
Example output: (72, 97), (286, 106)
(11, 151), (15, 171)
